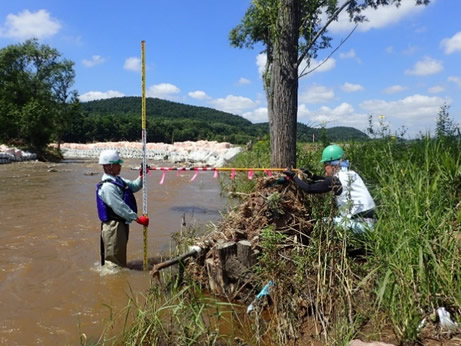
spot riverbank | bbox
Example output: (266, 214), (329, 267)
(0, 141), (242, 166)
(0, 144), (37, 164)
(53, 140), (242, 167)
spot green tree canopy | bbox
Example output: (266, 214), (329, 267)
(0, 39), (78, 152)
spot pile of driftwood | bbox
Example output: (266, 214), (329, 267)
(174, 174), (316, 303)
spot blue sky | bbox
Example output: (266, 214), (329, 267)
(1, 0), (460, 137)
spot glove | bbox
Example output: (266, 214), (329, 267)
(283, 169), (295, 179)
(136, 216), (150, 227)
(139, 164), (151, 177)
(299, 167), (313, 178)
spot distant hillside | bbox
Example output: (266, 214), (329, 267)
(81, 97), (253, 128)
(320, 126), (369, 141)
(63, 97), (368, 144)
(253, 122), (368, 142)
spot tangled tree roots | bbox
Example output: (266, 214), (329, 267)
(186, 175), (317, 303)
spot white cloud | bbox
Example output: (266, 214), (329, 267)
(328, 1), (426, 33)
(237, 77), (251, 85)
(256, 53), (266, 76)
(82, 55), (105, 67)
(384, 85), (407, 94)
(441, 32), (461, 54)
(80, 90), (125, 102)
(242, 107), (268, 123)
(299, 94), (451, 136)
(188, 90), (210, 100)
(360, 94), (450, 124)
(341, 82), (363, 92)
(0, 9), (61, 40)
(124, 57), (141, 72)
(257, 53), (335, 78)
(299, 58), (336, 77)
(405, 57), (443, 76)
(298, 102), (368, 129)
(320, 102), (354, 118)
(428, 85), (444, 94)
(448, 76), (461, 87)
(147, 83), (180, 100)
(385, 46), (394, 54)
(209, 95), (257, 114)
(300, 85), (335, 104)
(402, 45), (418, 56)
(339, 49), (356, 59)
(298, 104), (311, 119)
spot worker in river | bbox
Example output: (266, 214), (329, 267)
(284, 144), (376, 233)
(96, 149), (149, 267)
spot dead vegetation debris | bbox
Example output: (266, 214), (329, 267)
(204, 175), (314, 247)
(185, 174), (318, 303)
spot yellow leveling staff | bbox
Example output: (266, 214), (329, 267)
(141, 40), (148, 271)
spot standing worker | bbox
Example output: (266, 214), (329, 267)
(284, 144), (376, 233)
(96, 149), (149, 267)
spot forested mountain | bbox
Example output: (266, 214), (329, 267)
(253, 123), (369, 143)
(62, 97), (368, 144)
(82, 97), (252, 127)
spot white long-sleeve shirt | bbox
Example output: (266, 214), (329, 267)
(336, 169), (375, 217)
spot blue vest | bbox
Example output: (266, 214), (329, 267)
(96, 178), (138, 222)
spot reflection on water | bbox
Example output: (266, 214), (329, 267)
(169, 205), (222, 215)
(0, 159), (227, 345)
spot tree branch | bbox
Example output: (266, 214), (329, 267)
(297, 0), (354, 66)
(298, 23), (358, 78)
(298, 0), (328, 34)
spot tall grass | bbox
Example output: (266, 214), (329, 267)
(347, 137), (461, 341)
(121, 281), (240, 345)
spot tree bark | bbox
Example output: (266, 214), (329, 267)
(268, 0), (299, 168)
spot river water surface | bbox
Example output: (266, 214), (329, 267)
(0, 159), (228, 345)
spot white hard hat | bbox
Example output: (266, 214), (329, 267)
(98, 149), (124, 165)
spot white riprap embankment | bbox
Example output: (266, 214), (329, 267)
(0, 145), (37, 164)
(57, 140), (242, 167)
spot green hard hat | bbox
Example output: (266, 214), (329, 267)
(320, 144), (344, 163)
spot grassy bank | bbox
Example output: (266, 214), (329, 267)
(95, 136), (460, 345)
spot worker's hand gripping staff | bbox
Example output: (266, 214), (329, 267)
(139, 163), (151, 177)
(283, 168), (296, 179)
(283, 167), (314, 180)
(136, 216), (149, 227)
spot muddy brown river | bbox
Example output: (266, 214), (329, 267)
(0, 159), (228, 345)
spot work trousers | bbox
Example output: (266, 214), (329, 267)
(332, 216), (376, 234)
(100, 220), (129, 267)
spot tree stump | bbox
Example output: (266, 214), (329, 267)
(236, 240), (256, 268)
(202, 240), (258, 299)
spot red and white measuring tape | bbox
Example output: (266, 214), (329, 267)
(136, 166), (295, 184)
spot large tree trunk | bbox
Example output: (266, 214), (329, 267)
(268, 0), (299, 168)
